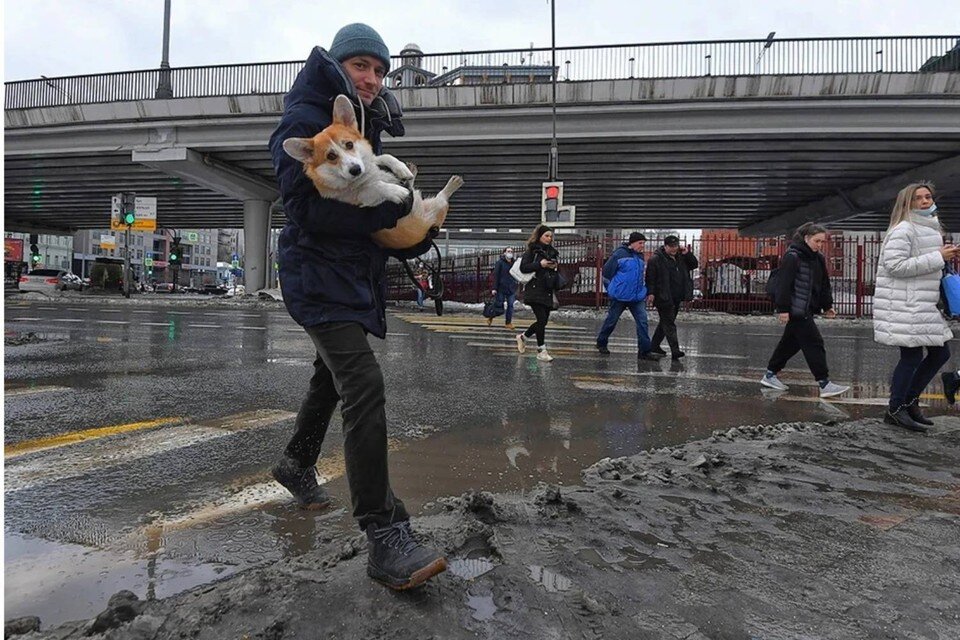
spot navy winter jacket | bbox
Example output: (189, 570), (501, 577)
(603, 244), (647, 302)
(269, 47), (431, 338)
(492, 257), (517, 296)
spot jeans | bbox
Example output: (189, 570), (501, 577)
(596, 299), (652, 353)
(766, 316), (829, 380)
(889, 345), (950, 410)
(285, 322), (409, 530)
(415, 288), (425, 308)
(495, 291), (516, 324)
(524, 303), (552, 347)
(652, 303), (680, 354)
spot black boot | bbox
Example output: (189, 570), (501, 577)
(366, 521), (447, 590)
(905, 398), (934, 426)
(271, 455), (332, 510)
(883, 407), (928, 433)
(650, 346), (667, 355)
(942, 371), (960, 405)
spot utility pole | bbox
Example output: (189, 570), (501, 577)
(548, 0), (558, 181)
(155, 0), (173, 98)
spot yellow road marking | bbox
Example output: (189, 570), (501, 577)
(5, 417), (184, 458)
(4, 385), (71, 398)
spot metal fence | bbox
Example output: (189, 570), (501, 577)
(387, 232), (960, 318)
(6, 36), (957, 109)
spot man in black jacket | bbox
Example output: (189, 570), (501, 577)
(645, 235), (699, 359)
(268, 23), (445, 590)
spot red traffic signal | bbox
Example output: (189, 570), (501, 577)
(545, 185), (560, 200)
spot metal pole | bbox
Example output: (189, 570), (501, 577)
(124, 226), (131, 298)
(155, 0), (173, 98)
(549, 0), (558, 180)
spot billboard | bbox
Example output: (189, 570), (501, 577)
(4, 238), (24, 263)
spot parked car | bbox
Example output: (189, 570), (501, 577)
(153, 282), (175, 293)
(201, 284), (228, 295)
(18, 269), (81, 294)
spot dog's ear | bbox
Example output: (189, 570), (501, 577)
(332, 95), (358, 130)
(282, 137), (315, 162)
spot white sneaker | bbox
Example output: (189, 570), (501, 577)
(537, 349), (554, 362)
(516, 333), (526, 354)
(760, 374), (789, 391)
(819, 381), (850, 398)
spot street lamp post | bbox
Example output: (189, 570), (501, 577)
(754, 31), (776, 74)
(155, 0), (173, 98)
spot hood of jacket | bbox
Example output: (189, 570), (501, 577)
(284, 47), (405, 138)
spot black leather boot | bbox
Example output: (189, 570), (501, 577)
(884, 406), (928, 433)
(366, 521), (447, 590)
(905, 399), (934, 426)
(941, 371), (960, 405)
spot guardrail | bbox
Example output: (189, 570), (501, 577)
(6, 36), (957, 109)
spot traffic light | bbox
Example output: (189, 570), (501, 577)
(169, 240), (182, 266)
(541, 181), (565, 224)
(122, 193), (136, 226)
(30, 243), (41, 264)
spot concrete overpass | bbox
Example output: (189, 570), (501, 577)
(6, 37), (960, 289)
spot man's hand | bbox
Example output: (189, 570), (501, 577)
(778, 312), (789, 324)
(492, 290), (497, 295)
(647, 294), (655, 303)
(823, 308), (837, 319)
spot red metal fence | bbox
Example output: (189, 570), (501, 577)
(387, 232), (953, 318)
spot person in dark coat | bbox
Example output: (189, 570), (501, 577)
(516, 224), (561, 362)
(268, 23), (445, 590)
(645, 235), (699, 360)
(488, 247), (518, 328)
(760, 222), (849, 398)
(596, 232), (662, 360)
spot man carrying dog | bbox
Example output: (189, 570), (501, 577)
(646, 235), (699, 360)
(596, 232), (662, 360)
(268, 23), (446, 590)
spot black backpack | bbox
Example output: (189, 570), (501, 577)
(765, 249), (797, 301)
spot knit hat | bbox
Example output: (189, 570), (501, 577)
(328, 23), (391, 72)
(628, 232), (646, 244)
(663, 235), (680, 247)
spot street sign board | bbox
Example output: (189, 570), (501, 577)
(109, 194), (158, 231)
(100, 234), (116, 250)
(187, 232), (198, 242)
(4, 238), (24, 263)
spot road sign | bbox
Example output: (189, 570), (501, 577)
(109, 194), (157, 231)
(231, 259), (239, 268)
(187, 232), (198, 242)
(100, 234), (116, 250)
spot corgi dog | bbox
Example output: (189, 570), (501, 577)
(282, 94), (463, 250)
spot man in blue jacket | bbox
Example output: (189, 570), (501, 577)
(268, 23), (445, 590)
(488, 247), (518, 328)
(596, 232), (663, 360)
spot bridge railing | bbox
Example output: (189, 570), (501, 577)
(6, 36), (958, 110)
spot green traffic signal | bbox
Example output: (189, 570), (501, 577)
(31, 254), (41, 263)
(124, 212), (136, 225)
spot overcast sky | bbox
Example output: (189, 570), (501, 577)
(4, 0), (958, 81)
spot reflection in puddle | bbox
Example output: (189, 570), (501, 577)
(529, 565), (573, 592)
(465, 593), (497, 621)
(448, 558), (497, 581)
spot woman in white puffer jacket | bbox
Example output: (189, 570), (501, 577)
(874, 182), (959, 432)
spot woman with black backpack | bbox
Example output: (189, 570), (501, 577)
(517, 224), (561, 362)
(760, 222), (849, 398)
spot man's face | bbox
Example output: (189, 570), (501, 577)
(341, 55), (386, 106)
(629, 240), (644, 253)
(664, 244), (680, 255)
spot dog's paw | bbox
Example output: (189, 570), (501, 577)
(444, 175), (464, 194)
(384, 183), (411, 205)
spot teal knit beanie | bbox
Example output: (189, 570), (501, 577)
(328, 23), (391, 72)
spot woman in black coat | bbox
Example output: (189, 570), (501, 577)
(517, 224), (561, 362)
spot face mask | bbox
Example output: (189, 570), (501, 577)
(912, 203), (937, 217)
(504, 252), (514, 260)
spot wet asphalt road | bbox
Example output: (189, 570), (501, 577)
(4, 297), (954, 625)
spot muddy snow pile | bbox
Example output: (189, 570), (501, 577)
(14, 417), (960, 640)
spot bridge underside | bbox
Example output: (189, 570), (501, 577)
(6, 75), (960, 235)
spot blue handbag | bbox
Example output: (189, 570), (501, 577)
(941, 262), (960, 317)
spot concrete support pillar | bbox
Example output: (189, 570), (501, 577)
(243, 200), (271, 292)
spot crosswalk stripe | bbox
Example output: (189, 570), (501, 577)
(96, 320), (129, 325)
(238, 326), (267, 330)
(5, 385), (72, 398)
(5, 416), (184, 458)
(187, 324), (221, 328)
(4, 409), (296, 492)
(50, 318), (84, 323)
